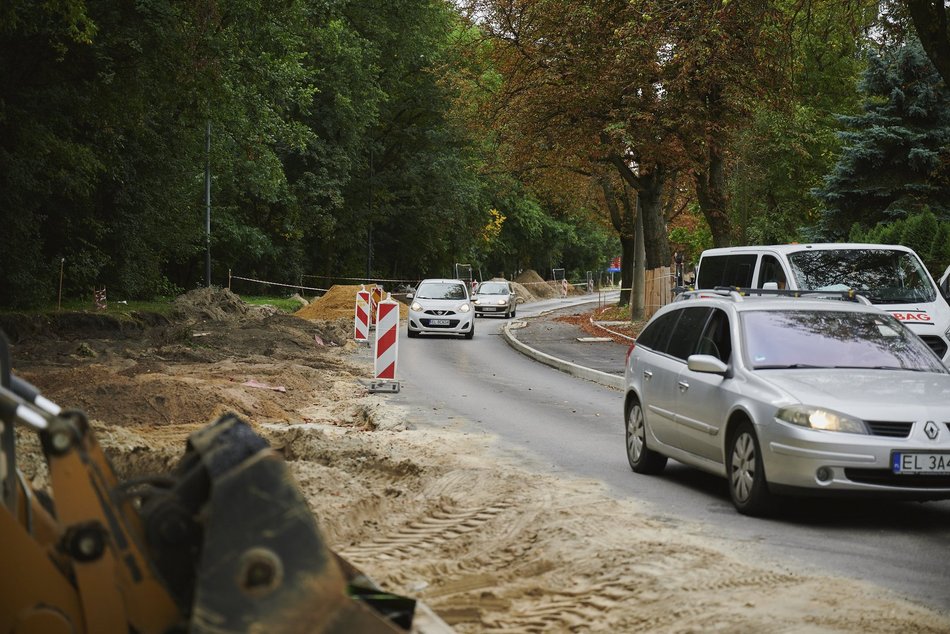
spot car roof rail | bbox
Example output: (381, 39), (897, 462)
(711, 286), (872, 304)
(674, 288), (745, 302)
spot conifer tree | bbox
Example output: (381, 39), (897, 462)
(815, 37), (950, 237)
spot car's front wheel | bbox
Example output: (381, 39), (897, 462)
(726, 421), (773, 516)
(407, 328), (419, 338)
(625, 400), (667, 474)
(464, 326), (474, 339)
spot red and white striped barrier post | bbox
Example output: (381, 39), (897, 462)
(370, 285), (383, 327)
(373, 293), (399, 383)
(354, 285), (371, 342)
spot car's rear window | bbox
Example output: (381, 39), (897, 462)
(741, 309), (946, 372)
(416, 282), (467, 300)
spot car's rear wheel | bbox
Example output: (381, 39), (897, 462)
(726, 421), (773, 516)
(625, 400), (666, 474)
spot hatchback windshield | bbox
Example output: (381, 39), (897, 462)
(477, 282), (509, 295)
(416, 282), (467, 300)
(742, 310), (946, 372)
(787, 249), (935, 303)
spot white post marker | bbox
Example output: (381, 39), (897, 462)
(370, 293), (400, 393)
(354, 285), (371, 342)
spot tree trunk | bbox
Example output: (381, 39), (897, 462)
(610, 157), (671, 270)
(632, 198), (646, 321)
(907, 0), (950, 88)
(694, 144), (732, 247)
(599, 175), (636, 307)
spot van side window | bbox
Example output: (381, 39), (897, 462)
(696, 309), (732, 363)
(756, 255), (787, 289)
(636, 310), (680, 353)
(667, 307), (713, 360)
(697, 255), (757, 288)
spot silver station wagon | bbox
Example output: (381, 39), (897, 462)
(623, 288), (950, 515)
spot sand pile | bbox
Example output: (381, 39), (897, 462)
(509, 281), (535, 303)
(514, 269), (560, 299)
(295, 285), (408, 321)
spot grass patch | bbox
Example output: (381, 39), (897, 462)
(239, 296), (305, 313)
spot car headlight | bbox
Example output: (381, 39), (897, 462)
(775, 405), (867, 434)
(473, 298), (481, 305)
(410, 302), (422, 312)
(459, 303), (471, 313)
(496, 299), (506, 305)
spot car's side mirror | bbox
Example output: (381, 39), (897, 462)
(687, 354), (728, 374)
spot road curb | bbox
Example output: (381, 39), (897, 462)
(502, 317), (625, 390)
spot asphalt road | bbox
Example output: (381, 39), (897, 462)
(388, 295), (950, 613)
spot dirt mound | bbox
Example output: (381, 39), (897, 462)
(295, 285), (408, 321)
(171, 287), (248, 321)
(514, 269), (559, 299)
(509, 281), (536, 303)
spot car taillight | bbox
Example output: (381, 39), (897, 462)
(625, 342), (636, 365)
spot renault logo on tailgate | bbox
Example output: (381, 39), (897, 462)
(924, 421), (940, 440)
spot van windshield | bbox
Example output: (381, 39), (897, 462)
(787, 249), (935, 304)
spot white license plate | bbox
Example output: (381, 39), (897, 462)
(892, 452), (950, 474)
(429, 319), (450, 326)
(482, 307), (497, 311)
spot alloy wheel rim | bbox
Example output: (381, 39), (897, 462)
(731, 432), (755, 502)
(627, 406), (644, 462)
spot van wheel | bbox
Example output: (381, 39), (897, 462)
(726, 421), (774, 516)
(625, 400), (666, 474)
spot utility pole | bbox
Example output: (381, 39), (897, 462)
(205, 120), (212, 287)
(366, 146), (374, 280)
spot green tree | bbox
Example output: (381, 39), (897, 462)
(815, 36), (950, 237)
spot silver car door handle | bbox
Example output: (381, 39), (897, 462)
(678, 381), (689, 392)
(642, 370), (653, 380)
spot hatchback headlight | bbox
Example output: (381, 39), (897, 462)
(496, 298), (506, 305)
(459, 303), (471, 313)
(410, 302), (422, 312)
(775, 405), (867, 434)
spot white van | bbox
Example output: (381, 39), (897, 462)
(695, 243), (950, 363)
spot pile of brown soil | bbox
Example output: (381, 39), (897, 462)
(171, 287), (249, 321)
(513, 269), (583, 298)
(509, 281), (536, 303)
(295, 285), (408, 321)
(11, 289), (362, 431)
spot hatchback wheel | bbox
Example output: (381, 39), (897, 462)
(727, 422), (773, 516)
(625, 400), (666, 474)
(407, 328), (419, 338)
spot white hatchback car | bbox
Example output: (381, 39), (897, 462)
(624, 288), (950, 515)
(407, 279), (475, 339)
(473, 280), (518, 318)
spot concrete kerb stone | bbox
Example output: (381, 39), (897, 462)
(502, 311), (625, 391)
